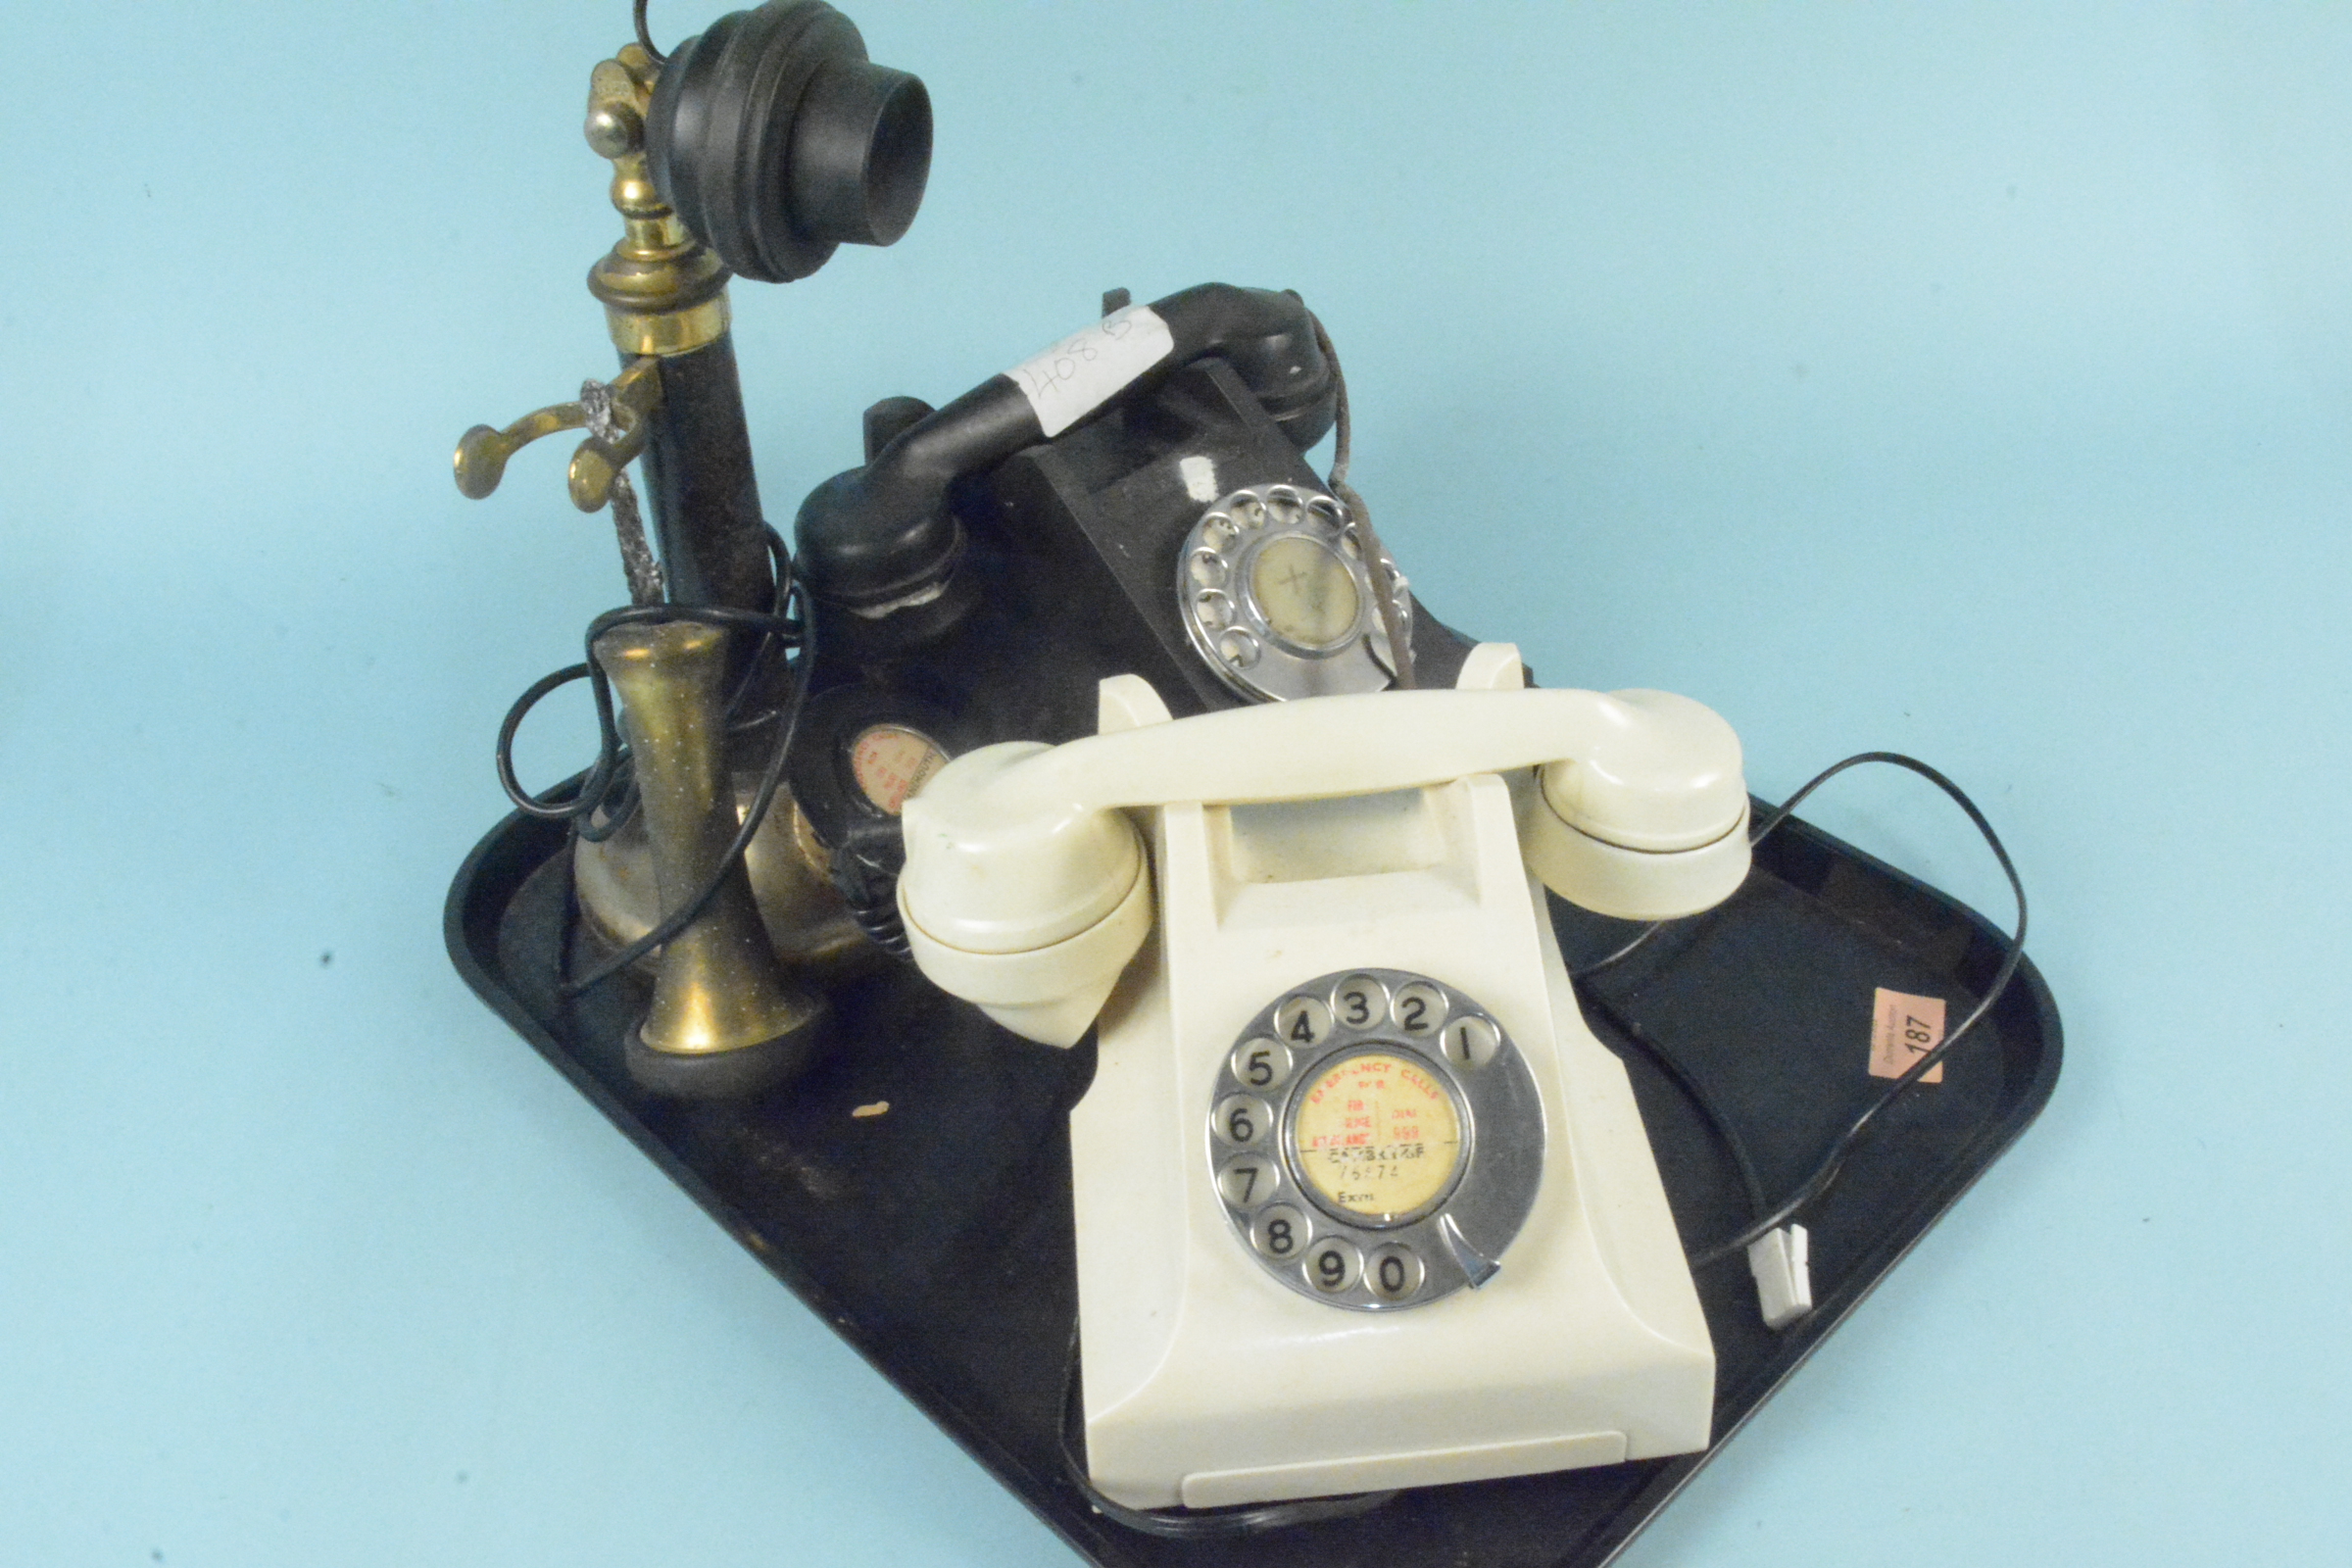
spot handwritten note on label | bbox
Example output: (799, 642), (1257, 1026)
(1006, 304), (1174, 436)
(1870, 988), (1946, 1083)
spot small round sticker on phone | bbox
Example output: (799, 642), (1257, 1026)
(848, 723), (949, 814)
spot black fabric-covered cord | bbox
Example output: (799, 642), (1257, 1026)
(1307, 312), (1415, 691)
(1571, 750), (2030, 1272)
(1683, 752), (2027, 1267)
(1582, 988), (1770, 1219)
(491, 528), (812, 998)
(553, 588), (814, 999)
(632, 0), (669, 66)
(1570, 917), (1666, 982)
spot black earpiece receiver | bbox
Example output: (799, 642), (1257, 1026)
(645, 0), (932, 283)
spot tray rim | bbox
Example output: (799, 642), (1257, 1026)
(443, 802), (2062, 1568)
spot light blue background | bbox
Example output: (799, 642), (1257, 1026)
(6, 2), (2346, 1564)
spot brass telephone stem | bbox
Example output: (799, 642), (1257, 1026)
(585, 44), (772, 613)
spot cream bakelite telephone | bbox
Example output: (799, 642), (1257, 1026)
(898, 642), (1751, 1509)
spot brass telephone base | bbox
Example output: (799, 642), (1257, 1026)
(624, 1004), (832, 1101)
(569, 775), (876, 983)
(592, 618), (834, 1098)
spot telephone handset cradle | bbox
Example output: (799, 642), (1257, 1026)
(899, 646), (1747, 1509)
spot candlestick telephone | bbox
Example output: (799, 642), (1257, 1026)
(450, 0), (2034, 1539)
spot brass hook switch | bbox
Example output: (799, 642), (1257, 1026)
(454, 356), (662, 511)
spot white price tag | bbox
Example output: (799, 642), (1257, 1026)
(1005, 305), (1175, 437)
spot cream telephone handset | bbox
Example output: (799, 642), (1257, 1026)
(898, 645), (1749, 1510)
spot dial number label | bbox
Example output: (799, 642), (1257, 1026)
(1292, 1052), (1464, 1223)
(1441, 1015), (1499, 1068)
(847, 724), (949, 815)
(1367, 1245), (1425, 1301)
(1250, 534), (1360, 652)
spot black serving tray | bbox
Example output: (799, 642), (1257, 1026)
(447, 796), (2059, 1568)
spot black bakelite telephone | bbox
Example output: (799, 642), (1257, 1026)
(785, 277), (1458, 952)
